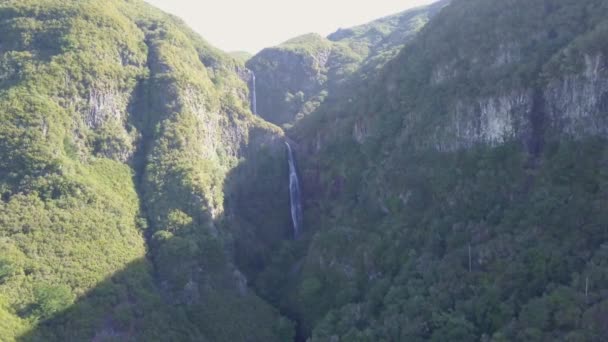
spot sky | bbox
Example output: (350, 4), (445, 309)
(144, 0), (437, 54)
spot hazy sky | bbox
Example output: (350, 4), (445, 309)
(144, 0), (437, 53)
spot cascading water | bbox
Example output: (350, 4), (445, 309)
(250, 71), (257, 115)
(285, 142), (303, 239)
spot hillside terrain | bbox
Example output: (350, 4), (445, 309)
(279, 0), (608, 339)
(244, 0), (608, 340)
(246, 0), (449, 126)
(1, 0), (608, 341)
(0, 0), (291, 340)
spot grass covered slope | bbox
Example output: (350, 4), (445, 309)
(0, 0), (291, 340)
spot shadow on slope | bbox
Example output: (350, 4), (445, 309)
(17, 254), (293, 342)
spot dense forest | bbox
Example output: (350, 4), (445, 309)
(1, 0), (608, 341)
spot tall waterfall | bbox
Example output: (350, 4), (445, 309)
(285, 142), (303, 239)
(250, 71), (257, 115)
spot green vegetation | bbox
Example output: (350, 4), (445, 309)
(293, 139), (608, 341)
(246, 1), (447, 127)
(2, 0), (608, 341)
(0, 0), (290, 341)
(242, 0), (608, 340)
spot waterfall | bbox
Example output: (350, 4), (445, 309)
(285, 142), (303, 239)
(251, 71), (257, 115)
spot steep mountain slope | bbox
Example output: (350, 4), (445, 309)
(0, 0), (292, 341)
(248, 0), (608, 340)
(246, 0), (449, 126)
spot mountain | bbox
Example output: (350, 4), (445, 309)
(2, 0), (608, 341)
(0, 0), (291, 340)
(279, 0), (608, 340)
(246, 1), (449, 127)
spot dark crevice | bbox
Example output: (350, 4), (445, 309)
(599, 91), (608, 113)
(127, 36), (160, 277)
(526, 87), (547, 164)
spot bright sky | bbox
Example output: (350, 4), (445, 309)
(144, 0), (437, 54)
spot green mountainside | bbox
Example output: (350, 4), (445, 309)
(274, 0), (608, 340)
(0, 0), (290, 340)
(246, 1), (449, 127)
(1, 0), (608, 341)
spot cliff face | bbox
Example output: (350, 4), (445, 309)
(545, 54), (608, 137)
(393, 52), (608, 152)
(381, 0), (608, 152)
(245, 34), (343, 126)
